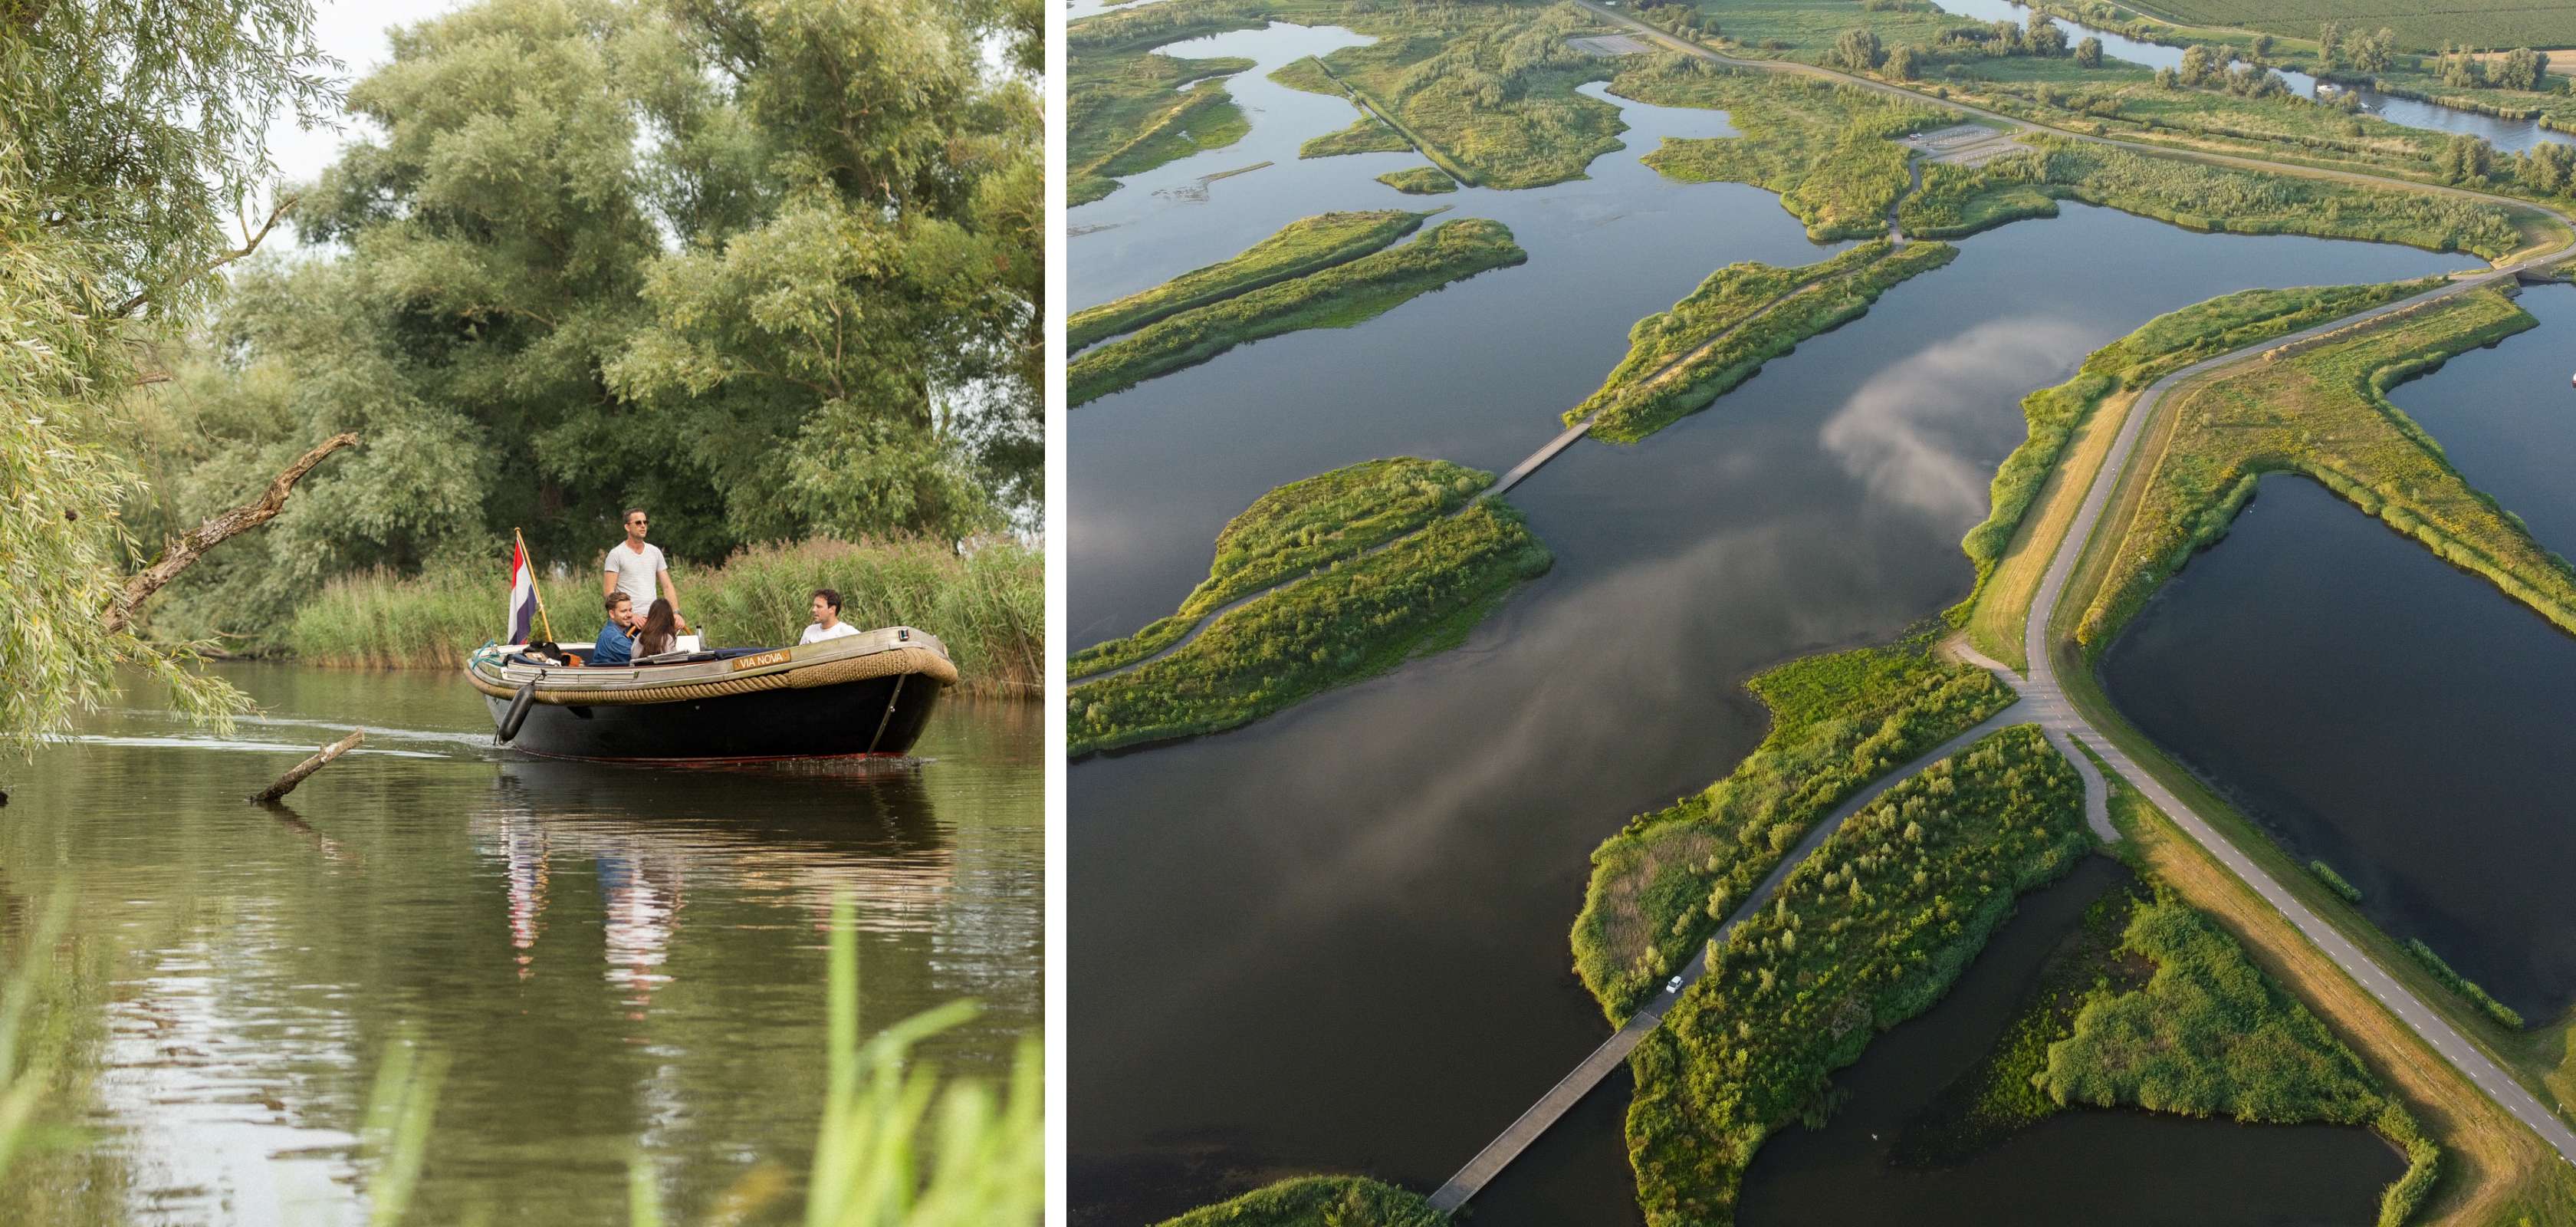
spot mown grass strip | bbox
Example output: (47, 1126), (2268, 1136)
(1069, 210), (1432, 350)
(1069, 218), (1528, 406)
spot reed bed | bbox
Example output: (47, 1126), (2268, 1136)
(281, 538), (1043, 697)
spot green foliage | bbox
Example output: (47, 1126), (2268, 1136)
(1301, 113), (1416, 159)
(1613, 55), (1952, 239)
(1150, 1175), (1444, 1227)
(1069, 42), (1257, 206)
(2404, 939), (2525, 1030)
(1069, 211), (1431, 350)
(284, 538), (1043, 694)
(1897, 160), (2061, 238)
(1582, 242), (1959, 442)
(1570, 640), (2015, 1018)
(1378, 166), (1461, 193)
(1953, 278), (2438, 614)
(1070, 459), (1493, 678)
(2133, 0), (2557, 55)
(1068, 499), (1552, 755)
(1313, 1), (1630, 189)
(1625, 725), (2092, 1226)
(1069, 218), (1529, 405)
(2309, 859), (2364, 903)
(2078, 288), (2576, 653)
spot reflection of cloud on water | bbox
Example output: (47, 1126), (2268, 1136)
(1819, 317), (2090, 527)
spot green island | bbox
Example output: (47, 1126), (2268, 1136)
(1069, 209), (1431, 350)
(1576, 239), (1960, 442)
(1069, 497), (1552, 756)
(1304, 112), (1414, 157)
(1953, 277), (2443, 663)
(1571, 637), (2013, 1018)
(1070, 217), (1528, 405)
(1149, 1175), (1444, 1227)
(1625, 724), (2093, 1225)
(2072, 286), (2576, 652)
(1378, 166), (1460, 193)
(1068, 457), (1495, 679)
(1069, 8), (1266, 206)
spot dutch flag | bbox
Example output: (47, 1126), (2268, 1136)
(507, 538), (538, 645)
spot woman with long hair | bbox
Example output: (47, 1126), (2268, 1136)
(635, 597), (678, 658)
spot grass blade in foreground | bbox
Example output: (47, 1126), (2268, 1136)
(1070, 457), (1494, 679)
(1069, 498), (1551, 755)
(1068, 210), (1433, 350)
(1068, 218), (1529, 406)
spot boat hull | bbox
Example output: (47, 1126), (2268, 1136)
(484, 668), (941, 762)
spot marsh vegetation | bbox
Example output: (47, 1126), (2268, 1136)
(1069, 209), (1432, 349)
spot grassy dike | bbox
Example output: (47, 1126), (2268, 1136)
(1069, 458), (1495, 679)
(1578, 241), (1960, 442)
(1148, 1175), (1443, 1227)
(1068, 497), (1551, 757)
(1070, 210), (1433, 350)
(1625, 725), (2093, 1226)
(1376, 166), (1458, 194)
(2071, 286), (2576, 652)
(1572, 638), (2014, 1018)
(281, 538), (1043, 696)
(1070, 218), (1528, 406)
(1069, 6), (1266, 207)
(1953, 277), (2446, 664)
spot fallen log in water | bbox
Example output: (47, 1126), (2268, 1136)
(250, 729), (363, 804)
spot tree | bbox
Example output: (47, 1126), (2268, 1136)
(2075, 37), (2103, 69)
(2179, 44), (2220, 86)
(2, 0), (344, 749)
(2028, 21), (2067, 58)
(2516, 142), (2576, 193)
(2436, 133), (2495, 184)
(2250, 33), (2272, 61)
(1887, 43), (1921, 81)
(2438, 44), (2486, 88)
(2154, 65), (2180, 89)
(2497, 47), (2546, 91)
(2318, 21), (2342, 68)
(2354, 28), (2396, 74)
(1834, 27), (1885, 71)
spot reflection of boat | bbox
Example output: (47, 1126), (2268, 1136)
(464, 627), (955, 762)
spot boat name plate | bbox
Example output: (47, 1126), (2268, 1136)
(730, 649), (794, 672)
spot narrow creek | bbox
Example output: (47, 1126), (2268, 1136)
(1071, 18), (2480, 1223)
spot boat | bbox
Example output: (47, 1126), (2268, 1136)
(464, 626), (957, 762)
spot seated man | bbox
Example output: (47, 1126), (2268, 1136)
(590, 592), (640, 666)
(799, 588), (862, 645)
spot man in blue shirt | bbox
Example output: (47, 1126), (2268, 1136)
(590, 591), (639, 666)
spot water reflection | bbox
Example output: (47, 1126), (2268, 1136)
(0, 667), (1039, 1227)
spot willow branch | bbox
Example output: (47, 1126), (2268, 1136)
(110, 194), (299, 320)
(103, 432), (360, 635)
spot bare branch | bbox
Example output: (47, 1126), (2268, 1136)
(103, 432), (360, 635)
(110, 193), (300, 320)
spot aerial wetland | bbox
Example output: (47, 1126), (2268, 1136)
(1064, 2), (2543, 1221)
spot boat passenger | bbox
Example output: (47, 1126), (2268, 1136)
(635, 598), (680, 659)
(603, 507), (688, 633)
(800, 588), (861, 645)
(591, 592), (640, 666)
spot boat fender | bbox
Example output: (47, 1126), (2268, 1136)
(497, 682), (539, 744)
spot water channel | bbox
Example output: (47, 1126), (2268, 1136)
(2101, 288), (2576, 1021)
(0, 666), (1042, 1226)
(1070, 16), (2476, 1222)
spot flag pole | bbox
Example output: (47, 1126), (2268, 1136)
(514, 527), (557, 643)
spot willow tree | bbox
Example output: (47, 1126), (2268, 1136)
(1, 0), (343, 748)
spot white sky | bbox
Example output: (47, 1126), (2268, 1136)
(256, 0), (465, 248)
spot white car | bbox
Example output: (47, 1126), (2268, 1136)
(1665, 975), (1685, 994)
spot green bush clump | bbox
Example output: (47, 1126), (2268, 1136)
(1377, 166), (1460, 194)
(1571, 638), (2015, 1018)
(1069, 498), (1552, 755)
(1625, 725), (2092, 1226)
(2309, 859), (2364, 903)
(2404, 939), (2525, 1030)
(1070, 218), (1528, 405)
(1070, 457), (1494, 678)
(1152, 1174), (1444, 1226)
(1303, 113), (1414, 159)
(1070, 211), (1431, 350)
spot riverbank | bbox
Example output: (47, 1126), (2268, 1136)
(276, 537), (1042, 697)
(1069, 217), (1529, 406)
(1068, 6), (1270, 206)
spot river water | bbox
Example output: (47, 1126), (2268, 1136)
(1071, 17), (2472, 1222)
(1932, 0), (2576, 152)
(0, 665), (1041, 1226)
(2101, 285), (2576, 1021)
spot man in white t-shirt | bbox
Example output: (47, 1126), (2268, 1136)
(603, 507), (687, 631)
(799, 588), (862, 645)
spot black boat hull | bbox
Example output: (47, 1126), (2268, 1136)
(485, 669), (941, 762)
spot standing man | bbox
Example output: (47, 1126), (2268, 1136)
(603, 508), (687, 632)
